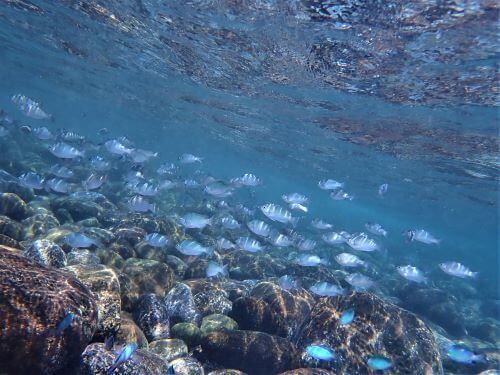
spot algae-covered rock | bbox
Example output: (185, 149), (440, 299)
(200, 314), (238, 336)
(171, 323), (202, 348)
(149, 338), (188, 362)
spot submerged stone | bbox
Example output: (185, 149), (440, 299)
(23, 239), (67, 268)
(149, 338), (188, 362)
(115, 312), (149, 349)
(171, 322), (202, 348)
(0, 245), (97, 374)
(0, 192), (32, 220)
(169, 356), (205, 375)
(164, 283), (201, 326)
(194, 289), (232, 316)
(0, 214), (23, 240)
(200, 314), (239, 336)
(134, 293), (170, 342)
(22, 213), (60, 239)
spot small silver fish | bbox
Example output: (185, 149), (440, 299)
(330, 189), (354, 201)
(179, 153), (202, 163)
(405, 229), (440, 245)
(105, 139), (133, 156)
(216, 237), (235, 250)
(295, 254), (328, 267)
(64, 232), (100, 248)
(347, 233), (379, 252)
(236, 237), (264, 253)
(18, 172), (44, 190)
(206, 261), (228, 278)
(282, 193), (308, 205)
(0, 126), (8, 137)
(179, 213), (211, 229)
(83, 174), (106, 190)
(268, 232), (293, 247)
(129, 149), (158, 163)
(378, 183), (388, 197)
(318, 179), (344, 190)
(345, 273), (374, 290)
(278, 275), (299, 290)
(176, 240), (212, 256)
(439, 262), (478, 278)
(159, 179), (177, 190)
(335, 253), (367, 268)
(231, 173), (261, 187)
(144, 233), (169, 247)
(11, 94), (52, 120)
(397, 265), (427, 283)
(33, 126), (53, 140)
(309, 281), (344, 297)
(49, 164), (74, 179)
(204, 182), (233, 198)
(311, 219), (333, 230)
(260, 204), (298, 226)
(58, 130), (84, 143)
(45, 178), (71, 193)
(89, 156), (110, 171)
(289, 203), (308, 212)
(247, 220), (271, 237)
(322, 231), (347, 245)
(157, 163), (178, 175)
(127, 195), (155, 213)
(296, 238), (316, 251)
(365, 222), (388, 237)
(49, 143), (84, 159)
(132, 182), (159, 197)
(220, 216), (241, 230)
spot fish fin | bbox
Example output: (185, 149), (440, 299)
(471, 271), (479, 278)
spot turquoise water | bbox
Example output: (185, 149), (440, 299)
(0, 1), (498, 374)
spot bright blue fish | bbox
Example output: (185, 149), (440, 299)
(339, 308), (355, 325)
(367, 355), (392, 370)
(55, 312), (75, 337)
(107, 343), (138, 375)
(306, 344), (335, 361)
(447, 345), (486, 364)
(144, 233), (169, 247)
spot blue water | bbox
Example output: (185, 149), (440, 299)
(0, 1), (498, 374)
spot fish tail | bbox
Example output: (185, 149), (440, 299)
(471, 271), (479, 278)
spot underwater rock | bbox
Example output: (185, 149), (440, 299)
(115, 312), (149, 349)
(169, 356), (205, 375)
(67, 249), (101, 266)
(223, 250), (287, 279)
(22, 213), (60, 239)
(0, 233), (21, 248)
(54, 207), (74, 224)
(165, 254), (188, 278)
(51, 197), (102, 222)
(467, 318), (500, 344)
(398, 286), (467, 337)
(171, 322), (202, 348)
(109, 240), (136, 259)
(200, 330), (300, 375)
(23, 239), (67, 268)
(96, 248), (125, 269)
(184, 257), (210, 279)
(134, 293), (170, 342)
(0, 245), (97, 374)
(135, 241), (169, 262)
(194, 289), (233, 316)
(113, 226), (146, 247)
(200, 314), (239, 336)
(80, 342), (169, 375)
(149, 338), (189, 363)
(0, 214), (23, 240)
(0, 192), (32, 220)
(122, 258), (176, 298)
(77, 217), (101, 227)
(63, 263), (121, 338)
(164, 283), (201, 326)
(295, 292), (442, 374)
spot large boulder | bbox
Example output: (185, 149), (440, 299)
(134, 293), (170, 342)
(63, 263), (121, 338)
(295, 292), (442, 374)
(0, 192), (32, 220)
(200, 330), (300, 375)
(0, 245), (97, 374)
(23, 239), (67, 268)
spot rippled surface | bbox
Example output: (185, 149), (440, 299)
(0, 0), (498, 372)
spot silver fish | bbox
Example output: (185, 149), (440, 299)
(322, 232), (347, 245)
(144, 233), (169, 247)
(345, 273), (374, 290)
(49, 142), (84, 159)
(64, 232), (101, 248)
(365, 222), (388, 237)
(347, 233), (379, 252)
(378, 183), (388, 197)
(206, 261), (228, 278)
(236, 237), (264, 253)
(184, 179), (200, 188)
(231, 173), (261, 187)
(296, 254), (328, 267)
(405, 229), (440, 245)
(297, 238), (316, 251)
(127, 195), (155, 213)
(268, 232), (293, 247)
(0, 126), (8, 137)
(204, 182), (233, 198)
(157, 163), (178, 175)
(289, 203), (308, 213)
(282, 193), (308, 205)
(278, 275), (299, 290)
(124, 170), (145, 184)
(335, 253), (367, 268)
(159, 179), (177, 190)
(132, 182), (159, 197)
(49, 164), (74, 179)
(180, 213), (211, 229)
(58, 130), (84, 143)
(220, 216), (241, 230)
(311, 219), (333, 230)
(439, 262), (478, 278)
(310, 281), (344, 297)
(330, 189), (354, 201)
(176, 240), (212, 256)
(11, 94), (52, 120)
(89, 156), (110, 171)
(318, 179), (344, 190)
(179, 153), (203, 163)
(397, 265), (427, 283)
(260, 204), (298, 226)
(129, 149), (158, 163)
(105, 139), (133, 155)
(32, 126), (53, 140)
(18, 172), (44, 190)
(247, 220), (271, 237)
(45, 178), (71, 193)
(216, 237), (235, 250)
(83, 174), (106, 190)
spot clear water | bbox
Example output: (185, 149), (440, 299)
(0, 0), (498, 373)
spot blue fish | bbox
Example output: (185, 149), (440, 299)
(144, 233), (169, 247)
(306, 344), (335, 361)
(339, 308), (355, 325)
(107, 343), (138, 375)
(55, 312), (75, 337)
(367, 355), (392, 370)
(447, 345), (486, 364)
